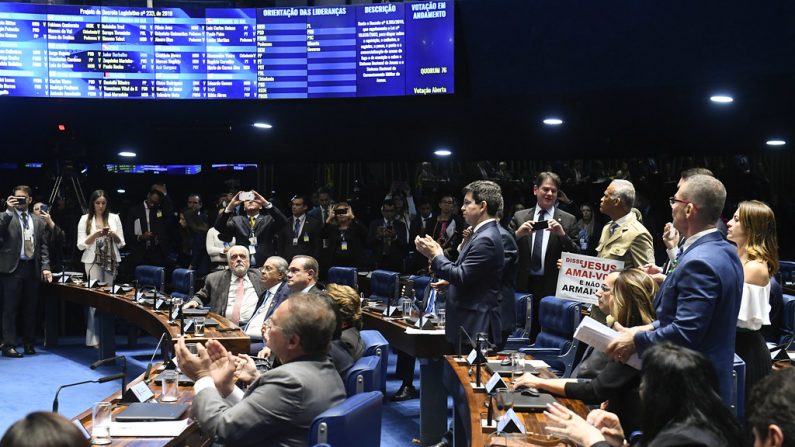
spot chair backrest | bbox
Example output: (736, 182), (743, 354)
(408, 275), (432, 301)
(328, 266), (358, 289)
(514, 292), (532, 334)
(308, 391), (383, 446)
(782, 294), (795, 345)
(732, 354), (746, 418)
(369, 270), (400, 303)
(777, 260), (795, 285)
(345, 355), (381, 397)
(134, 265), (165, 292)
(171, 268), (195, 299)
(360, 330), (389, 394)
(534, 296), (582, 352)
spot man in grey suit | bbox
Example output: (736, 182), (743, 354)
(509, 172), (579, 341)
(176, 293), (346, 447)
(184, 246), (266, 326)
(0, 186), (52, 358)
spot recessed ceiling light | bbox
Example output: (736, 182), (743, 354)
(117, 189), (126, 194)
(434, 149), (452, 157)
(710, 95), (734, 103)
(766, 139), (786, 146)
(118, 151), (136, 157)
(252, 122), (272, 129)
(543, 118), (563, 125)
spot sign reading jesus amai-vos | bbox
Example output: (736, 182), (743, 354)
(554, 253), (624, 304)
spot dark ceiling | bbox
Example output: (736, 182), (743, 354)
(1, 0), (794, 163)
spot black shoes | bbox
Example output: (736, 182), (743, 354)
(2, 346), (23, 358)
(24, 344), (36, 355)
(390, 384), (419, 402)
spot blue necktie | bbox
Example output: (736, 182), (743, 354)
(425, 289), (436, 314)
(609, 222), (619, 236)
(530, 209), (546, 272)
(294, 218), (301, 237)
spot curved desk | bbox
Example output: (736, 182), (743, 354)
(444, 355), (589, 447)
(43, 282), (249, 360)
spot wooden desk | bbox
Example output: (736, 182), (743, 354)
(73, 366), (209, 447)
(361, 307), (452, 446)
(43, 282), (250, 360)
(443, 356), (589, 447)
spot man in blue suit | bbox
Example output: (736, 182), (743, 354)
(607, 175), (742, 404)
(416, 180), (505, 348)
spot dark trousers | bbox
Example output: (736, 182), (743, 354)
(527, 274), (550, 343)
(395, 350), (416, 386)
(1, 260), (39, 346)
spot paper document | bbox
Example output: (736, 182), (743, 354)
(573, 316), (642, 369)
(405, 327), (445, 335)
(110, 419), (190, 437)
(527, 360), (550, 369)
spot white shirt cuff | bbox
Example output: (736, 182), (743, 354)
(193, 376), (216, 395)
(227, 386), (245, 404)
(264, 203), (273, 209)
(666, 248), (677, 261)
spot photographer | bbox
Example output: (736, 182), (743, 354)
(322, 202), (367, 271)
(0, 186), (52, 358)
(32, 202), (66, 274)
(367, 199), (408, 273)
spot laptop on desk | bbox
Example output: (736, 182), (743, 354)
(115, 403), (188, 422)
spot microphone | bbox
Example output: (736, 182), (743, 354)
(458, 326), (476, 358)
(90, 356), (127, 398)
(52, 373), (124, 413)
(144, 332), (168, 382)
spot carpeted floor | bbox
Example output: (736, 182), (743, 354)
(0, 336), (443, 446)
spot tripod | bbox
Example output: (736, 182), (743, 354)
(48, 166), (88, 215)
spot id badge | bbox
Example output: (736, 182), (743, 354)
(303, 234), (310, 243)
(341, 241), (348, 251)
(156, 210), (163, 219)
(292, 237), (299, 246)
(249, 245), (257, 255)
(249, 236), (257, 245)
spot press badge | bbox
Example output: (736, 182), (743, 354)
(156, 210), (163, 219)
(303, 234), (310, 243)
(249, 245), (257, 255)
(249, 236), (257, 245)
(341, 241), (348, 251)
(292, 237), (299, 246)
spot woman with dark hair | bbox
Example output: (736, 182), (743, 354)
(513, 268), (656, 434)
(77, 189), (124, 347)
(575, 203), (603, 256)
(727, 200), (778, 402)
(1, 411), (89, 447)
(543, 343), (744, 447)
(322, 202), (368, 270)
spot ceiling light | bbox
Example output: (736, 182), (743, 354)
(543, 118), (563, 125)
(710, 95), (734, 103)
(117, 189), (126, 194)
(766, 139), (786, 146)
(252, 122), (272, 129)
(434, 149), (452, 157)
(118, 151), (136, 157)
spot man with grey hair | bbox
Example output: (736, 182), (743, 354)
(176, 292), (346, 447)
(184, 245), (267, 327)
(596, 179), (654, 269)
(243, 256), (289, 351)
(607, 174), (742, 405)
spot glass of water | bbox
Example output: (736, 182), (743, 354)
(511, 352), (526, 381)
(436, 308), (446, 327)
(91, 402), (112, 445)
(194, 316), (206, 336)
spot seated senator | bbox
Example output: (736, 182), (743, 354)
(176, 292), (346, 447)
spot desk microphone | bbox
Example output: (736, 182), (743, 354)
(90, 355), (127, 399)
(458, 326), (477, 358)
(143, 332), (168, 383)
(52, 373), (126, 413)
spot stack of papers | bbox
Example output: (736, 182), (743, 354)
(110, 419), (190, 437)
(573, 316), (642, 369)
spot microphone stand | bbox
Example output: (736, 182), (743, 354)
(475, 335), (483, 387)
(52, 373), (125, 413)
(90, 355), (128, 400)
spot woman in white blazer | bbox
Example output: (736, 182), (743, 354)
(77, 190), (125, 346)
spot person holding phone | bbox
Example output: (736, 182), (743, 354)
(322, 202), (368, 271)
(214, 190), (287, 268)
(0, 185), (52, 358)
(32, 202), (66, 274)
(77, 190), (125, 347)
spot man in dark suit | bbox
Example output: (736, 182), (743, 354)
(367, 199), (408, 273)
(184, 246), (267, 327)
(608, 175), (742, 405)
(124, 186), (176, 270)
(416, 180), (505, 347)
(285, 255), (322, 295)
(495, 210), (518, 348)
(307, 187), (333, 226)
(0, 186), (52, 358)
(509, 172), (579, 341)
(214, 190), (288, 268)
(176, 293), (346, 447)
(277, 195), (321, 262)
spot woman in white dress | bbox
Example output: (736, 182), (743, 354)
(727, 200), (778, 404)
(77, 190), (125, 346)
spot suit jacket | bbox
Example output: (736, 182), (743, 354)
(509, 206), (579, 294)
(190, 269), (266, 318)
(191, 355), (346, 447)
(214, 206), (288, 267)
(431, 220), (504, 345)
(124, 201), (175, 262)
(340, 326), (365, 361)
(497, 224), (518, 334)
(367, 218), (408, 271)
(595, 212), (654, 269)
(276, 215), (322, 262)
(634, 231), (742, 405)
(0, 210), (50, 274)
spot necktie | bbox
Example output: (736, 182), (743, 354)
(231, 276), (244, 325)
(530, 209), (546, 272)
(264, 291), (279, 318)
(294, 218), (301, 237)
(21, 213), (33, 258)
(609, 222), (619, 236)
(425, 289), (436, 314)
(249, 216), (256, 229)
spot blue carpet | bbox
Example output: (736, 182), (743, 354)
(0, 338), (446, 446)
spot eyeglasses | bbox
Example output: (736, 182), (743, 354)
(668, 196), (697, 208)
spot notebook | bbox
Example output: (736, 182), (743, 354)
(115, 403), (188, 422)
(511, 391), (557, 412)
